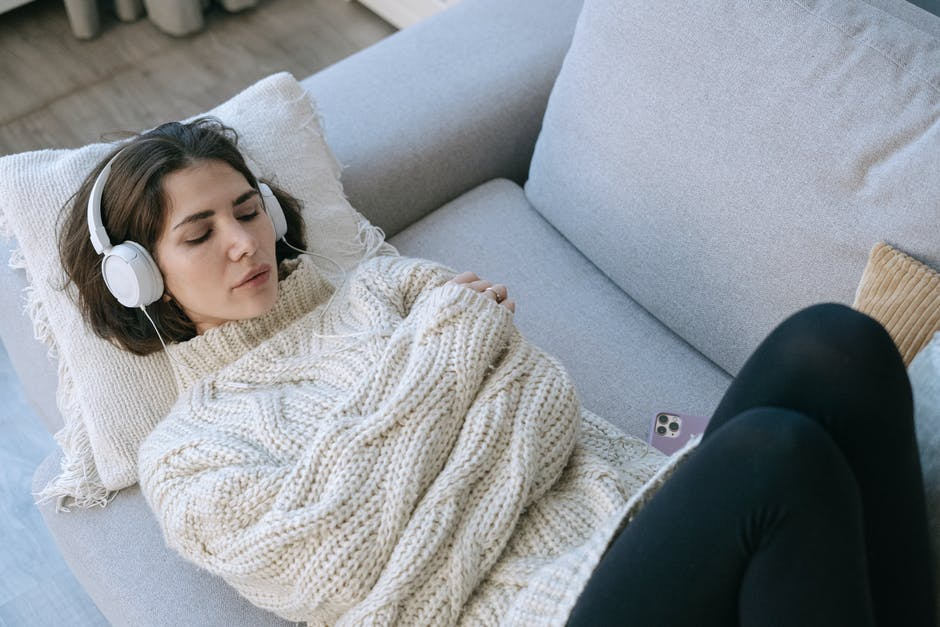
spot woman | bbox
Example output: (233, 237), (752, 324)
(59, 118), (935, 626)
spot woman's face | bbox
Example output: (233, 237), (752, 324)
(154, 160), (279, 334)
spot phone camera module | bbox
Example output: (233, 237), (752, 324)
(656, 425), (667, 435)
(668, 421), (680, 432)
(658, 414), (669, 424)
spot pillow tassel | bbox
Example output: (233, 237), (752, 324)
(14, 258), (114, 511)
(34, 359), (117, 512)
(0, 206), (10, 239)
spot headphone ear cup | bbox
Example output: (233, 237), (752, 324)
(101, 241), (165, 308)
(259, 182), (288, 240)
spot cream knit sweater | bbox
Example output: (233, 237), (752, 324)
(138, 253), (698, 626)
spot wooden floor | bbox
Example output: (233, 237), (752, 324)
(0, 0), (395, 623)
(0, 0), (395, 155)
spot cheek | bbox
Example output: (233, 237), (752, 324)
(256, 218), (277, 251)
(157, 248), (210, 295)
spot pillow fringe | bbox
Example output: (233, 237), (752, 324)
(8, 245), (26, 271)
(34, 358), (117, 512)
(21, 266), (61, 361)
(300, 100), (395, 265)
(0, 207), (10, 239)
(11, 243), (112, 511)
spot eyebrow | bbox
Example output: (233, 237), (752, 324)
(172, 189), (260, 231)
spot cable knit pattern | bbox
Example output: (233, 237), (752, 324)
(138, 254), (693, 625)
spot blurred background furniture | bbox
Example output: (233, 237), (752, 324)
(351, 0), (459, 29)
(63, 0), (143, 38)
(141, 0), (259, 36)
(60, 0), (260, 39)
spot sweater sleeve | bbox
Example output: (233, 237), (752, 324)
(137, 268), (539, 623)
(344, 253), (464, 319)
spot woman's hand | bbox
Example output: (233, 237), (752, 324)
(446, 271), (515, 314)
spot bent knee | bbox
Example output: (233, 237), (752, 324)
(772, 303), (909, 398)
(781, 303), (898, 363)
(705, 408), (857, 500)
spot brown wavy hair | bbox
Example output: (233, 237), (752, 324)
(57, 117), (307, 356)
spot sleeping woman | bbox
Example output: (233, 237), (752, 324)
(58, 118), (935, 626)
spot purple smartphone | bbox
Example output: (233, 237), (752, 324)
(647, 411), (711, 455)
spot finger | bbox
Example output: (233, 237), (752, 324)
(489, 283), (508, 301)
(468, 279), (494, 293)
(448, 271), (479, 285)
(501, 298), (515, 313)
(482, 285), (504, 302)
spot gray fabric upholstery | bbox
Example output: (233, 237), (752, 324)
(525, 0), (940, 375)
(387, 178), (731, 439)
(867, 0), (940, 35)
(0, 237), (62, 433)
(300, 0), (585, 239)
(32, 454), (293, 627)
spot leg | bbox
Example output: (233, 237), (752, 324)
(63, 0), (100, 39)
(705, 303), (934, 626)
(142, 0), (204, 36)
(568, 408), (874, 627)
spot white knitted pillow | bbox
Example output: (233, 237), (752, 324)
(0, 71), (394, 509)
(910, 332), (940, 622)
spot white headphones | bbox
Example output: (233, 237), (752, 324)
(86, 148), (288, 308)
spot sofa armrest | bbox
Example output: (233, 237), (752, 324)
(300, 0), (585, 238)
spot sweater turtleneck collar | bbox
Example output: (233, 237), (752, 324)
(166, 255), (334, 391)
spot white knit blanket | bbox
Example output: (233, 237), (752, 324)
(138, 255), (681, 625)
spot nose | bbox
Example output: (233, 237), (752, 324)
(226, 220), (259, 261)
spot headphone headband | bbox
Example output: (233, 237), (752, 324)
(87, 149), (125, 254)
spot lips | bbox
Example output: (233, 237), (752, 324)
(234, 264), (271, 289)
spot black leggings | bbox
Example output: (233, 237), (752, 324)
(567, 303), (935, 627)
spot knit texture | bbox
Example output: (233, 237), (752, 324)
(139, 254), (694, 625)
(853, 241), (940, 365)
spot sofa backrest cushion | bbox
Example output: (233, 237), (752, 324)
(525, 0), (940, 375)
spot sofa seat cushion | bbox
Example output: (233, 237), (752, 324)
(32, 453), (292, 627)
(526, 0), (940, 375)
(388, 178), (731, 439)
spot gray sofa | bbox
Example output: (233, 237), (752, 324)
(4, 0), (939, 623)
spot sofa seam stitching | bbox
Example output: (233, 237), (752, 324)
(788, 0), (940, 95)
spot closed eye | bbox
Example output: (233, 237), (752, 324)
(185, 211), (260, 245)
(186, 230), (212, 245)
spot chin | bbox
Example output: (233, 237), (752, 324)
(247, 284), (279, 319)
(239, 304), (276, 322)
(207, 283), (279, 327)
